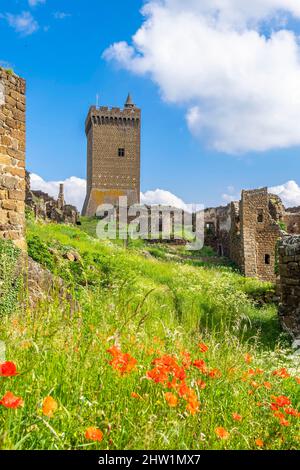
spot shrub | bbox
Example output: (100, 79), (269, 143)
(0, 240), (22, 315)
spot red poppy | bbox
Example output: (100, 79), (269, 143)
(197, 379), (206, 390)
(0, 362), (18, 377)
(193, 359), (207, 373)
(198, 343), (209, 353)
(215, 427), (229, 439)
(244, 353), (252, 364)
(232, 412), (242, 422)
(42, 396), (58, 417)
(107, 347), (137, 375)
(255, 439), (264, 448)
(0, 391), (23, 408)
(272, 368), (290, 379)
(284, 407), (298, 417)
(165, 392), (178, 408)
(271, 395), (291, 408)
(279, 418), (290, 427)
(263, 381), (272, 390)
(85, 427), (103, 442)
(208, 368), (222, 379)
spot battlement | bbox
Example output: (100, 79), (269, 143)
(85, 104), (141, 135)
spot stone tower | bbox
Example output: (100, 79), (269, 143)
(82, 94), (141, 216)
(57, 183), (65, 210)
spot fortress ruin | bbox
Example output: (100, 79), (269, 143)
(204, 188), (300, 282)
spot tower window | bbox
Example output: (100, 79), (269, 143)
(265, 254), (270, 265)
(118, 148), (125, 157)
(257, 209), (264, 223)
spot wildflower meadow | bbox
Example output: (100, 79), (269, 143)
(0, 219), (299, 450)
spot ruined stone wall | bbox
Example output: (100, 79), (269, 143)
(278, 235), (300, 337)
(229, 201), (242, 267)
(0, 69), (26, 249)
(204, 205), (232, 256)
(240, 188), (281, 282)
(82, 103), (141, 216)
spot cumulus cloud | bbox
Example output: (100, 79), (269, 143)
(103, 0), (300, 154)
(269, 180), (300, 207)
(30, 174), (86, 212)
(1, 11), (39, 36)
(140, 189), (191, 211)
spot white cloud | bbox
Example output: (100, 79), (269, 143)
(103, 0), (300, 154)
(30, 174), (86, 212)
(1, 11), (39, 36)
(269, 180), (300, 207)
(53, 12), (71, 20)
(28, 0), (45, 7)
(140, 188), (191, 211)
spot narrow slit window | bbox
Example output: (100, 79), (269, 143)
(257, 209), (264, 223)
(118, 148), (125, 157)
(265, 254), (270, 265)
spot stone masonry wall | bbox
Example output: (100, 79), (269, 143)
(0, 68), (26, 249)
(278, 235), (300, 337)
(240, 188), (281, 282)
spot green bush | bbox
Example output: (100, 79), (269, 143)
(0, 239), (22, 315)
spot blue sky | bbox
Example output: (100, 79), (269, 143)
(1, 0), (300, 210)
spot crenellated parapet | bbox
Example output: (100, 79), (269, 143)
(85, 105), (141, 135)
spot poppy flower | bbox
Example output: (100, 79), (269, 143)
(42, 396), (58, 418)
(284, 407), (298, 417)
(279, 418), (290, 427)
(197, 379), (206, 390)
(0, 391), (23, 408)
(271, 395), (291, 407)
(198, 343), (209, 353)
(255, 439), (264, 448)
(272, 368), (290, 379)
(165, 392), (178, 408)
(0, 362), (18, 377)
(131, 392), (140, 399)
(85, 427), (104, 442)
(215, 427), (230, 439)
(244, 353), (252, 364)
(186, 399), (200, 415)
(193, 360), (207, 373)
(208, 368), (222, 379)
(232, 413), (242, 422)
(263, 381), (272, 390)
(107, 347), (137, 376)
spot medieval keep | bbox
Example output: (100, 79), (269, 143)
(82, 94), (141, 216)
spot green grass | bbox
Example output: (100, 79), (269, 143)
(0, 219), (299, 450)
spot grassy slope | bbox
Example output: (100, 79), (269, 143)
(0, 219), (299, 450)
